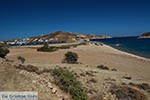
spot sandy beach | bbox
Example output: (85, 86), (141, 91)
(7, 44), (150, 83)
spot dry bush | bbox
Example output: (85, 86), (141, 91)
(36, 68), (52, 75)
(0, 45), (9, 58)
(62, 51), (78, 64)
(97, 65), (109, 70)
(111, 68), (117, 71)
(15, 64), (39, 72)
(129, 82), (150, 92)
(110, 86), (147, 100)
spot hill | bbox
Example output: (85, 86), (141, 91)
(29, 31), (111, 43)
(139, 32), (150, 38)
(5, 31), (111, 46)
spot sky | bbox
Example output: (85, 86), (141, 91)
(0, 0), (150, 40)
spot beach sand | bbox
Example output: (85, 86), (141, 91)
(7, 44), (150, 82)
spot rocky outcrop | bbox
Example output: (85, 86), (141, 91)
(139, 32), (150, 38)
(18, 69), (70, 100)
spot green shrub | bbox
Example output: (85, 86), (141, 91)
(17, 56), (25, 64)
(52, 67), (87, 100)
(0, 46), (9, 58)
(37, 45), (58, 52)
(62, 51), (78, 64)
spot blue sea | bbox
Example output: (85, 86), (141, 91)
(91, 37), (150, 59)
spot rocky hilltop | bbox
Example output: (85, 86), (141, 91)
(29, 31), (111, 43)
(139, 32), (150, 38)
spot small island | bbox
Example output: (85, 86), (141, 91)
(139, 32), (150, 38)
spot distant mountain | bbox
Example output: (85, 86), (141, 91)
(139, 32), (150, 38)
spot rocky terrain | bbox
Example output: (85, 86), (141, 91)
(139, 32), (150, 38)
(1, 49), (150, 100)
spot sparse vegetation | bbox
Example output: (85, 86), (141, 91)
(25, 65), (39, 72)
(111, 68), (117, 71)
(36, 68), (52, 75)
(62, 51), (78, 64)
(17, 56), (25, 64)
(97, 65), (109, 70)
(88, 78), (97, 83)
(15, 64), (39, 72)
(110, 86), (147, 100)
(85, 71), (95, 77)
(129, 82), (150, 92)
(59, 45), (71, 49)
(37, 44), (58, 52)
(52, 67), (88, 100)
(36, 42), (87, 52)
(89, 93), (103, 100)
(123, 76), (132, 80)
(0, 44), (9, 58)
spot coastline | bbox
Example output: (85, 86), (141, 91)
(90, 37), (150, 60)
(104, 44), (150, 62)
(138, 36), (150, 38)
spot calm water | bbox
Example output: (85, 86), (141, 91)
(91, 37), (150, 59)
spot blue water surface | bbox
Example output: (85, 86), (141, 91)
(91, 37), (150, 59)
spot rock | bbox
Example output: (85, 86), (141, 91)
(123, 76), (132, 80)
(0, 58), (6, 64)
(52, 88), (57, 94)
(48, 83), (53, 89)
(32, 80), (36, 84)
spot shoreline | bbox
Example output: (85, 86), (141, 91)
(104, 44), (150, 62)
(89, 40), (150, 62)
